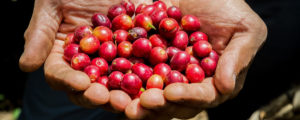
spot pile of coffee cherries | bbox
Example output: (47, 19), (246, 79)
(63, 0), (219, 98)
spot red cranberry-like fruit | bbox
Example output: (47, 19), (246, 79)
(99, 41), (117, 62)
(130, 87), (145, 99)
(189, 31), (208, 44)
(93, 26), (113, 43)
(166, 47), (181, 59)
(170, 51), (190, 72)
(166, 70), (183, 85)
(135, 4), (147, 14)
(108, 5), (126, 20)
(71, 53), (90, 70)
(64, 44), (80, 61)
(140, 5), (156, 16)
(189, 55), (200, 65)
(149, 47), (168, 65)
(91, 13), (112, 28)
(121, 73), (143, 95)
(113, 29), (128, 44)
(151, 10), (168, 27)
(172, 31), (189, 50)
(74, 26), (93, 42)
(128, 27), (147, 41)
(121, 1), (135, 17)
(131, 63), (153, 83)
(117, 41), (133, 58)
(134, 14), (156, 31)
(159, 18), (179, 39)
(149, 34), (168, 49)
(64, 33), (75, 47)
(91, 57), (108, 75)
(112, 14), (133, 31)
(153, 1), (167, 10)
(200, 57), (217, 76)
(167, 6), (182, 22)
(129, 57), (145, 64)
(181, 15), (201, 32)
(97, 76), (109, 88)
(79, 35), (100, 54)
(193, 41), (212, 58)
(108, 71), (124, 89)
(146, 74), (164, 89)
(153, 63), (171, 81)
(185, 64), (205, 83)
(84, 65), (100, 82)
(209, 50), (219, 62)
(111, 57), (132, 73)
(132, 38), (152, 58)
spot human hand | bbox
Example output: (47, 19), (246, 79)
(124, 0), (268, 119)
(20, 0), (152, 112)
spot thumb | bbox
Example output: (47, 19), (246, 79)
(19, 0), (62, 72)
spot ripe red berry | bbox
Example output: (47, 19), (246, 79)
(131, 63), (153, 83)
(166, 70), (183, 85)
(140, 5), (156, 16)
(149, 34), (168, 49)
(151, 10), (168, 27)
(64, 33), (75, 47)
(185, 64), (205, 83)
(170, 51), (190, 72)
(167, 6), (182, 22)
(84, 65), (101, 82)
(135, 4), (147, 14)
(189, 56), (200, 65)
(132, 38), (152, 58)
(112, 14), (134, 31)
(209, 50), (219, 62)
(79, 35), (100, 54)
(91, 13), (112, 28)
(153, 1), (167, 10)
(97, 76), (109, 88)
(99, 41), (117, 62)
(71, 53), (90, 70)
(193, 41), (212, 58)
(189, 31), (208, 44)
(108, 71), (124, 89)
(74, 26), (93, 42)
(149, 47), (168, 65)
(93, 26), (113, 43)
(185, 46), (193, 56)
(91, 57), (108, 75)
(153, 63), (171, 82)
(134, 14), (156, 31)
(159, 18), (179, 39)
(121, 73), (142, 95)
(146, 74), (164, 89)
(113, 29), (128, 44)
(130, 87), (145, 99)
(117, 41), (133, 58)
(181, 15), (201, 32)
(200, 57), (217, 76)
(64, 44), (80, 62)
(128, 27), (147, 41)
(111, 57), (132, 73)
(108, 5), (126, 20)
(121, 1), (135, 17)
(172, 31), (189, 50)
(166, 47), (182, 59)
(128, 57), (145, 64)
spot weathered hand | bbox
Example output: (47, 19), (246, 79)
(125, 0), (267, 119)
(20, 0), (152, 113)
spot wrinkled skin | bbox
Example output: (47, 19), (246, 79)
(125, 0), (267, 119)
(19, 0), (152, 114)
(19, 0), (267, 119)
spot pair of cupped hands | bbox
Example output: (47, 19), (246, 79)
(19, 0), (267, 119)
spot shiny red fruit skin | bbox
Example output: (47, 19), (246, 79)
(84, 65), (101, 82)
(113, 30), (128, 44)
(166, 47), (181, 59)
(193, 41), (212, 58)
(111, 57), (132, 73)
(97, 76), (109, 88)
(79, 35), (100, 54)
(189, 55), (200, 65)
(172, 31), (189, 50)
(130, 87), (145, 99)
(153, 63), (171, 81)
(135, 4), (146, 14)
(108, 5), (126, 20)
(132, 38), (152, 58)
(140, 5), (155, 15)
(91, 13), (112, 28)
(185, 46), (193, 55)
(200, 57), (217, 76)
(151, 10), (168, 27)
(181, 15), (201, 32)
(167, 6), (182, 22)
(121, 1), (135, 17)
(159, 18), (179, 39)
(128, 57), (145, 64)
(74, 26), (93, 42)
(153, 1), (167, 10)
(64, 33), (75, 47)
(108, 71), (124, 89)
(170, 51), (191, 72)
(209, 50), (219, 62)
(189, 31), (208, 44)
(131, 63), (153, 83)
(186, 64), (205, 83)
(71, 53), (90, 70)
(166, 70), (183, 85)
(117, 41), (133, 58)
(134, 14), (155, 31)
(99, 41), (117, 62)
(146, 74), (164, 89)
(149, 34), (168, 49)
(93, 26), (113, 43)
(149, 47), (168, 65)
(91, 57), (108, 75)
(112, 14), (133, 31)
(128, 27), (147, 41)
(64, 44), (80, 62)
(121, 73), (143, 95)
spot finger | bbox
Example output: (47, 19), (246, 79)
(19, 0), (62, 72)
(140, 88), (166, 109)
(109, 90), (132, 112)
(67, 92), (98, 108)
(83, 83), (110, 105)
(125, 99), (151, 120)
(164, 78), (220, 108)
(44, 40), (90, 92)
